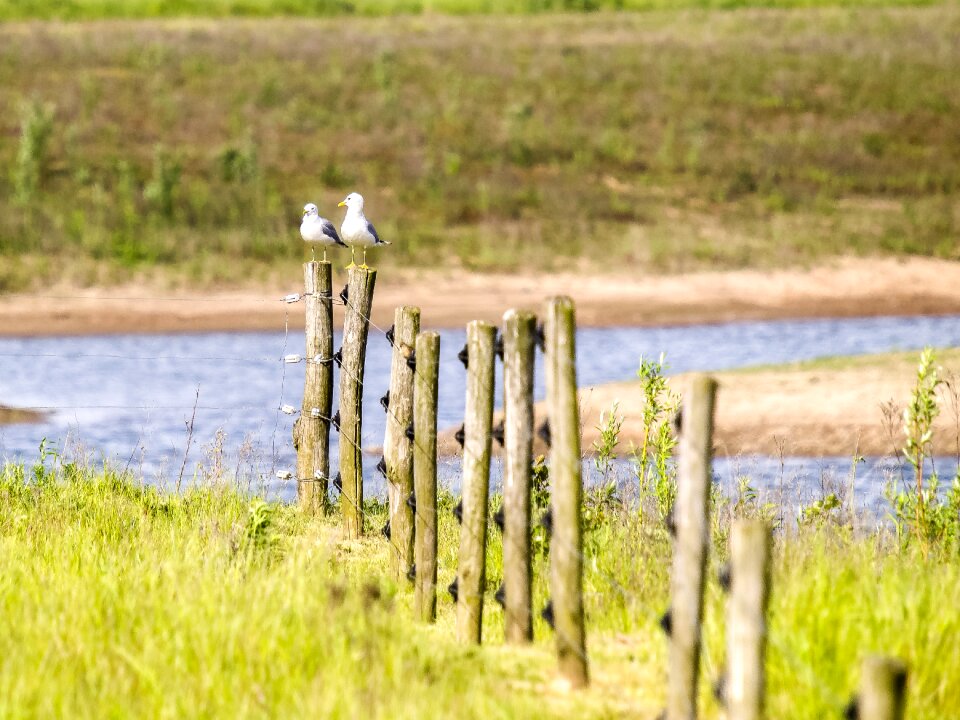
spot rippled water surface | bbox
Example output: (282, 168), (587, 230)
(2, 313), (958, 505)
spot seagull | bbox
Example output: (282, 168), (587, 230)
(338, 192), (390, 269)
(300, 203), (345, 262)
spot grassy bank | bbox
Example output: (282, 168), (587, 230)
(0, 6), (958, 291)
(2, 456), (959, 717)
(0, 0), (941, 22)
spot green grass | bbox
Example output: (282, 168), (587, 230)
(0, 0), (942, 22)
(733, 346), (960, 374)
(2, 456), (960, 717)
(0, 6), (958, 291)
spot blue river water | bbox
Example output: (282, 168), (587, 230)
(1, 313), (958, 511)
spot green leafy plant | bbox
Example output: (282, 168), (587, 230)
(902, 347), (941, 535)
(631, 354), (679, 522)
(13, 101), (55, 204)
(884, 348), (960, 550)
(531, 455), (551, 557)
(144, 145), (182, 220)
(592, 402), (622, 480)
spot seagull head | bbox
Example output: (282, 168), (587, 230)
(302, 203), (319, 217)
(338, 192), (364, 211)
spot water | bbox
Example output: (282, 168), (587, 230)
(1, 313), (958, 505)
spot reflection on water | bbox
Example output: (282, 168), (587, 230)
(1, 313), (959, 507)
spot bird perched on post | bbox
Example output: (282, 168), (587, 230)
(300, 203), (345, 262)
(338, 192), (390, 269)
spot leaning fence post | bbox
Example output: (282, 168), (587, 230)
(455, 320), (496, 644)
(502, 309), (536, 643)
(338, 267), (376, 539)
(727, 519), (772, 720)
(413, 331), (440, 623)
(858, 656), (908, 720)
(383, 306), (420, 580)
(667, 373), (717, 720)
(297, 260), (333, 513)
(544, 297), (589, 688)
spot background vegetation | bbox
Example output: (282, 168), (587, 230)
(0, 5), (958, 290)
(0, 0), (942, 22)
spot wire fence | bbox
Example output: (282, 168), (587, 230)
(0, 283), (900, 715)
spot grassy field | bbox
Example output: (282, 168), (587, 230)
(2, 454), (959, 717)
(1, 6), (958, 291)
(0, 0), (942, 21)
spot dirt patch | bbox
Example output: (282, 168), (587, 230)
(1, 257), (959, 337)
(0, 405), (45, 426)
(438, 349), (960, 459)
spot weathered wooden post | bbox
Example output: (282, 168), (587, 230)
(338, 267), (376, 539)
(502, 309), (536, 643)
(297, 261), (334, 513)
(727, 519), (772, 720)
(455, 320), (496, 644)
(544, 297), (588, 688)
(858, 657), (908, 720)
(667, 373), (716, 720)
(413, 331), (440, 623)
(383, 306), (420, 580)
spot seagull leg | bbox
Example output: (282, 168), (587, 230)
(311, 247), (316, 261)
(323, 248), (328, 263)
(360, 248), (369, 270)
(346, 248), (356, 269)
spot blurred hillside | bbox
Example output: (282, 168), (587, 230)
(0, 7), (957, 290)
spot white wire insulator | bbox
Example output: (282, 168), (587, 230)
(309, 354), (327, 365)
(276, 470), (293, 480)
(280, 404), (298, 415)
(283, 354), (303, 364)
(310, 408), (323, 418)
(282, 293), (303, 304)
(314, 470), (325, 480)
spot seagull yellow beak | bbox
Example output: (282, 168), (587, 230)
(302, 210), (308, 217)
(338, 201), (346, 207)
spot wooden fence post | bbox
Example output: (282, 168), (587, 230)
(727, 519), (772, 720)
(338, 267), (376, 539)
(502, 309), (535, 643)
(297, 260), (333, 513)
(383, 306), (420, 580)
(667, 373), (717, 720)
(413, 331), (440, 623)
(544, 297), (589, 688)
(859, 656), (908, 720)
(456, 320), (496, 644)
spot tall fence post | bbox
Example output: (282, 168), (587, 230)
(544, 297), (589, 688)
(338, 267), (376, 539)
(667, 373), (717, 720)
(502, 309), (535, 643)
(456, 320), (496, 644)
(859, 657), (908, 720)
(383, 306), (420, 580)
(413, 331), (440, 623)
(297, 260), (333, 513)
(727, 519), (772, 720)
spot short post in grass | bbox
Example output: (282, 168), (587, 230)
(667, 374), (717, 720)
(455, 320), (496, 644)
(544, 297), (589, 688)
(726, 519), (772, 720)
(502, 309), (536, 643)
(858, 656), (908, 720)
(413, 331), (440, 623)
(297, 261), (334, 513)
(338, 267), (376, 539)
(383, 306), (420, 580)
